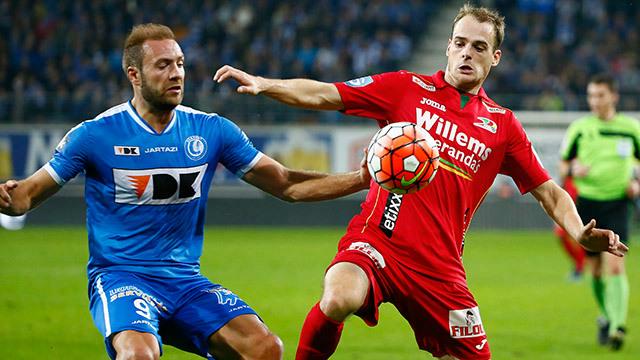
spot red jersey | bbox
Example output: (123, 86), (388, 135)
(335, 71), (550, 283)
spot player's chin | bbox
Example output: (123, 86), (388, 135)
(164, 94), (183, 106)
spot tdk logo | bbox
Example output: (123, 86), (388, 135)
(113, 165), (207, 205)
(420, 97), (446, 112)
(114, 146), (140, 156)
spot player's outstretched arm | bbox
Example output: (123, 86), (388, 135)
(242, 154), (370, 202)
(530, 179), (628, 257)
(213, 65), (344, 111)
(0, 168), (61, 216)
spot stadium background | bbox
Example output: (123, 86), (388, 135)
(1, 0), (639, 359)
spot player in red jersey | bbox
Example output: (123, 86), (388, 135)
(214, 4), (627, 359)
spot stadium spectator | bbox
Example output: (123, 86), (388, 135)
(215, 5), (628, 359)
(0, 23), (371, 360)
(559, 74), (639, 350)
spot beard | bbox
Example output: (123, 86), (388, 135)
(140, 74), (183, 112)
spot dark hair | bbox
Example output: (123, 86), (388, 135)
(122, 23), (176, 73)
(589, 74), (618, 93)
(452, 4), (505, 50)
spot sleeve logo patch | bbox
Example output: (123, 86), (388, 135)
(345, 76), (374, 87)
(413, 76), (436, 91)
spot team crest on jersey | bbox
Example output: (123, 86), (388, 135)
(184, 135), (207, 161)
(449, 306), (486, 338)
(473, 117), (497, 134)
(412, 75), (436, 91)
(113, 164), (207, 205)
(345, 76), (373, 87)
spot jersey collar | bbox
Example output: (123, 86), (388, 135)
(126, 101), (177, 135)
(432, 70), (489, 100)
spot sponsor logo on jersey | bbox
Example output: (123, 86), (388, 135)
(416, 108), (492, 174)
(347, 242), (386, 268)
(114, 146), (140, 156)
(420, 97), (446, 112)
(412, 75), (436, 91)
(144, 146), (178, 154)
(475, 339), (488, 350)
(184, 135), (207, 161)
(473, 117), (497, 134)
(379, 193), (403, 237)
(107, 285), (168, 312)
(113, 164), (207, 205)
(209, 287), (239, 306)
(449, 306), (486, 338)
(482, 101), (506, 114)
(345, 76), (374, 87)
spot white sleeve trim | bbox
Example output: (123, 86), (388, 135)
(43, 163), (66, 185)
(236, 152), (264, 177)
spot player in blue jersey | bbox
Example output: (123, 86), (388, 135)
(0, 24), (370, 360)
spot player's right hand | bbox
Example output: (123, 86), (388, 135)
(213, 65), (264, 95)
(0, 180), (18, 211)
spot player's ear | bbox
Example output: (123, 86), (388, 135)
(446, 38), (451, 57)
(491, 49), (501, 67)
(127, 66), (142, 86)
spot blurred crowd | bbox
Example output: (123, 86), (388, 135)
(486, 0), (640, 111)
(1, 0), (638, 124)
(0, 0), (437, 123)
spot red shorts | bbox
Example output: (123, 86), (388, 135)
(329, 239), (491, 360)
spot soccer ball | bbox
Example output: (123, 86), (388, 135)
(366, 122), (439, 194)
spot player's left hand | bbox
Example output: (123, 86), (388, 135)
(359, 147), (371, 186)
(577, 219), (628, 257)
(213, 65), (264, 95)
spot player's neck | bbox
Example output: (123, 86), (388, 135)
(595, 108), (616, 122)
(443, 71), (481, 95)
(131, 97), (174, 133)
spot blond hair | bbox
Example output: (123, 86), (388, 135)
(452, 4), (505, 50)
(122, 23), (176, 73)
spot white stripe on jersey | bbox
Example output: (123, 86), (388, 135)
(96, 277), (112, 337)
(125, 102), (155, 134)
(93, 103), (129, 121)
(125, 102), (178, 134)
(237, 152), (264, 177)
(176, 104), (218, 117)
(43, 163), (65, 185)
(163, 112), (177, 133)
